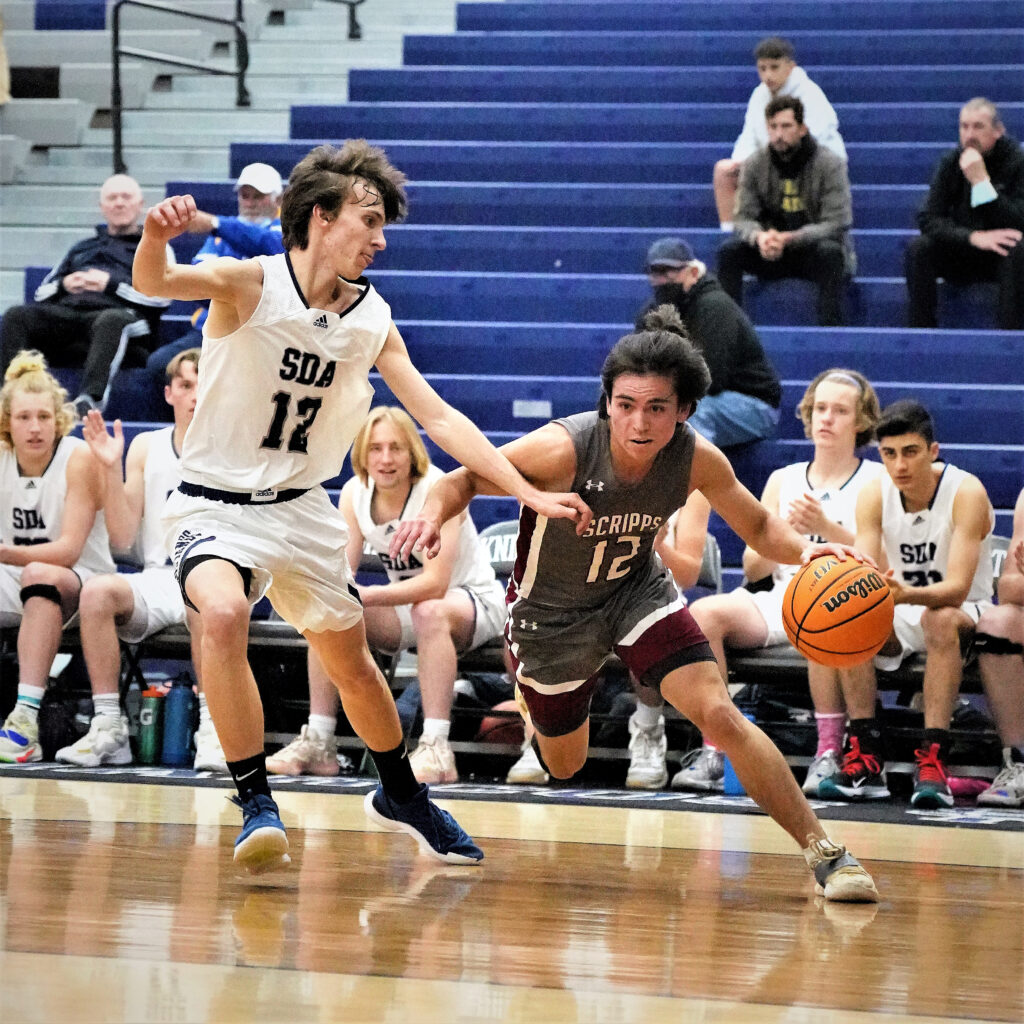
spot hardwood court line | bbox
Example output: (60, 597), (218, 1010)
(2, 777), (1019, 871)
(0, 951), (1007, 1024)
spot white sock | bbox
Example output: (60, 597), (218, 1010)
(15, 684), (46, 719)
(307, 713), (335, 740)
(421, 717), (451, 743)
(93, 693), (121, 720)
(719, 221), (734, 232)
(197, 692), (212, 728)
(632, 701), (663, 730)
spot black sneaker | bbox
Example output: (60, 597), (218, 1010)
(818, 736), (889, 800)
(364, 783), (483, 864)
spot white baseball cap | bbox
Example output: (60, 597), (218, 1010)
(235, 162), (283, 196)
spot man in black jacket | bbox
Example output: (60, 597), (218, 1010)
(0, 174), (172, 417)
(906, 97), (1024, 330)
(636, 237), (781, 447)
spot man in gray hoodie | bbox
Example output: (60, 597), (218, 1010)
(717, 95), (854, 327)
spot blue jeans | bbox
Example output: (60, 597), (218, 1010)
(688, 390), (779, 448)
(147, 328), (202, 388)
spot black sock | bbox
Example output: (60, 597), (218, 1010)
(848, 717), (885, 760)
(228, 752), (271, 801)
(1010, 746), (1024, 764)
(369, 741), (420, 804)
(923, 728), (950, 762)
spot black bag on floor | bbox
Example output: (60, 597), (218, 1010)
(37, 687), (92, 761)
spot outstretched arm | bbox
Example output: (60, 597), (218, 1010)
(390, 422), (579, 563)
(376, 325), (590, 528)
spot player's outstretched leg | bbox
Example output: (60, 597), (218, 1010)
(230, 793), (291, 874)
(803, 835), (879, 902)
(364, 784), (483, 865)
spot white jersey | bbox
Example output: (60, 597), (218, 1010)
(139, 426), (182, 568)
(881, 463), (994, 602)
(0, 435), (114, 576)
(772, 458), (885, 585)
(181, 252), (391, 494)
(353, 464), (498, 596)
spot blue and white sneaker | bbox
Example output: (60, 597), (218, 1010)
(230, 793), (291, 874)
(364, 784), (483, 865)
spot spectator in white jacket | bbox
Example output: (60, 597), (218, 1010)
(714, 37), (846, 231)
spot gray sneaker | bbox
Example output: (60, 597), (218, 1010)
(977, 747), (1024, 807)
(802, 749), (841, 797)
(671, 746), (724, 792)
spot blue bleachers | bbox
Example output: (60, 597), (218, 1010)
(402, 30), (1024, 68)
(232, 140), (950, 187)
(170, 178), (929, 230)
(456, 1), (1024, 34)
(349, 66), (1024, 105)
(290, 102), (1024, 144)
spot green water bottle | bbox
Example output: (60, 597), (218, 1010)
(138, 688), (165, 765)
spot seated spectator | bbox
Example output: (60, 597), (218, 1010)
(714, 36), (846, 232)
(0, 351), (115, 762)
(819, 400), (995, 809)
(0, 176), (172, 419)
(55, 350), (222, 770)
(905, 97), (1024, 331)
(717, 95), (854, 327)
(637, 237), (781, 447)
(266, 406), (505, 784)
(144, 163), (285, 391)
(974, 487), (1024, 807)
(671, 370), (882, 793)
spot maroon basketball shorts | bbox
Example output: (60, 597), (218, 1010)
(507, 569), (715, 737)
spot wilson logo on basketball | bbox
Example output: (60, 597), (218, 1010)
(821, 572), (886, 613)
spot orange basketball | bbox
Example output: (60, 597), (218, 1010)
(782, 555), (894, 668)
(475, 700), (525, 747)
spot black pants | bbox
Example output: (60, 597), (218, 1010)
(904, 234), (1024, 330)
(717, 236), (847, 326)
(0, 303), (150, 403)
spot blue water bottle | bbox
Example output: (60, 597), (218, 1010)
(722, 712), (757, 796)
(162, 678), (196, 767)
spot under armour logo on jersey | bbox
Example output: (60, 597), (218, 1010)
(519, 619), (538, 631)
(585, 479), (605, 491)
(312, 314), (329, 329)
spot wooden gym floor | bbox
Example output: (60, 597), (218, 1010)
(0, 776), (1020, 1024)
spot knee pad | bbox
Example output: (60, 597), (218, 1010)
(20, 583), (63, 608)
(973, 631), (1024, 657)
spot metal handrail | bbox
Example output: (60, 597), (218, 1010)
(112, 0), (250, 173)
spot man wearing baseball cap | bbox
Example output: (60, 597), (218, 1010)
(637, 236), (781, 448)
(144, 162), (285, 394)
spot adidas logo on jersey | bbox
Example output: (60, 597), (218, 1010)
(312, 314), (329, 329)
(24, 481), (36, 490)
(912, 515), (926, 526)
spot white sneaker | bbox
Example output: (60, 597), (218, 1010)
(671, 746), (724, 792)
(804, 835), (879, 903)
(977, 748), (1024, 807)
(802, 749), (840, 797)
(266, 725), (339, 777)
(409, 734), (458, 785)
(193, 717), (228, 773)
(625, 711), (668, 789)
(506, 740), (548, 785)
(0, 705), (42, 763)
(56, 714), (131, 767)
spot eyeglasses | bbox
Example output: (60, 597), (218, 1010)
(647, 265), (685, 277)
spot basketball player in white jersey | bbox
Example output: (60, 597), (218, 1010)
(671, 369), (884, 796)
(267, 406), (505, 784)
(819, 399), (994, 809)
(394, 307), (880, 902)
(56, 349), (203, 768)
(132, 142), (588, 873)
(0, 350), (115, 762)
